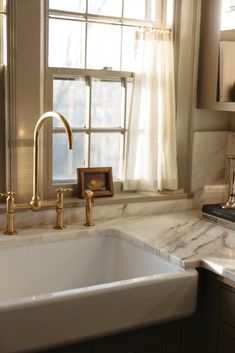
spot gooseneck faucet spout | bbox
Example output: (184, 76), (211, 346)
(30, 111), (73, 211)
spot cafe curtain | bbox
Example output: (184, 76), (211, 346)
(124, 29), (178, 191)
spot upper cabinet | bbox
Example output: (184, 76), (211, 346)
(197, 0), (235, 111)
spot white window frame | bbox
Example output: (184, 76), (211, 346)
(44, 1), (174, 196)
(6, 0), (200, 203)
(0, 0), (6, 194)
(45, 68), (133, 195)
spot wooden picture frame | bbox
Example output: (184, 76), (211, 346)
(77, 167), (114, 198)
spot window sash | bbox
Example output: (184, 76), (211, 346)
(47, 2), (174, 71)
(44, 0), (175, 196)
(48, 3), (173, 28)
(0, 1), (6, 194)
(44, 68), (133, 192)
(5, 0), (197, 202)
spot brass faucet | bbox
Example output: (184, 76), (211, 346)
(0, 112), (73, 235)
(54, 187), (73, 229)
(84, 189), (95, 226)
(30, 111), (73, 211)
(0, 192), (17, 235)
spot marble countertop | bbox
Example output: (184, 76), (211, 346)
(1, 209), (235, 281)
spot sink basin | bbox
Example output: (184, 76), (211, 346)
(0, 229), (198, 353)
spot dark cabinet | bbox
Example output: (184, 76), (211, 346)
(41, 342), (91, 353)
(218, 331), (235, 353)
(93, 322), (181, 353)
(38, 321), (181, 353)
(19, 270), (235, 353)
(200, 269), (235, 353)
(38, 322), (181, 353)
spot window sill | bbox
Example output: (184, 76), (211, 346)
(61, 190), (192, 208)
(0, 190), (192, 214)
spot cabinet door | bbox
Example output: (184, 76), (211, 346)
(39, 342), (91, 353)
(218, 331), (235, 353)
(93, 323), (180, 353)
(199, 269), (235, 353)
(129, 344), (166, 353)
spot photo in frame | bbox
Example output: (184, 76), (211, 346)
(77, 167), (114, 198)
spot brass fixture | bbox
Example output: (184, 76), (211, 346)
(223, 155), (235, 209)
(0, 192), (17, 235)
(54, 188), (73, 229)
(84, 189), (95, 226)
(0, 112), (73, 235)
(30, 111), (73, 211)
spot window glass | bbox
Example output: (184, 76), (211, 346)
(49, 19), (85, 68)
(48, 0), (174, 183)
(0, 0), (6, 65)
(121, 26), (137, 71)
(166, 0), (174, 27)
(124, 0), (153, 20)
(91, 79), (123, 128)
(53, 133), (87, 181)
(126, 80), (133, 122)
(90, 133), (123, 179)
(49, 0), (86, 13)
(88, 0), (122, 17)
(87, 23), (121, 70)
(221, 0), (235, 30)
(53, 78), (86, 127)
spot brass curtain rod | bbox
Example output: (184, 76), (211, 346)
(139, 26), (172, 32)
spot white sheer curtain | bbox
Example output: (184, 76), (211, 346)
(123, 29), (178, 192)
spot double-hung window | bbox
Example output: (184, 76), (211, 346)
(47, 0), (174, 187)
(0, 0), (6, 193)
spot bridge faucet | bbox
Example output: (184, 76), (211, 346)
(0, 111), (74, 234)
(30, 111), (73, 211)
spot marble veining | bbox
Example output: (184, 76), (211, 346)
(1, 209), (235, 281)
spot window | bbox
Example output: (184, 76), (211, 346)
(5, 1), (198, 202)
(47, 0), (174, 184)
(0, 0), (6, 194)
(221, 0), (235, 30)
(0, 0), (6, 64)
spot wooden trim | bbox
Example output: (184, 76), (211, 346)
(0, 65), (5, 193)
(77, 167), (114, 198)
(217, 275), (235, 290)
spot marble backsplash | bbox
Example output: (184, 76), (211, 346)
(0, 130), (233, 231)
(0, 197), (194, 233)
(191, 131), (235, 208)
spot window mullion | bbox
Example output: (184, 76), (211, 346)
(53, 127), (126, 133)
(84, 22), (87, 68)
(122, 77), (128, 180)
(87, 76), (92, 167)
(48, 0), (176, 184)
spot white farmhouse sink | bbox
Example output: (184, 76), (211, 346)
(0, 229), (198, 353)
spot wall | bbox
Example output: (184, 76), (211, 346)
(191, 109), (232, 208)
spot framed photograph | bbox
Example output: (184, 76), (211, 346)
(77, 167), (114, 198)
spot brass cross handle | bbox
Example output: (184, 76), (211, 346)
(84, 189), (94, 202)
(0, 191), (16, 198)
(0, 192), (16, 213)
(84, 190), (95, 226)
(0, 191), (17, 235)
(54, 188), (73, 230)
(55, 188), (73, 208)
(56, 187), (73, 194)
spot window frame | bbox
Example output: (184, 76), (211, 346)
(0, 1), (6, 195)
(44, 0), (171, 196)
(45, 68), (133, 193)
(6, 0), (200, 203)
